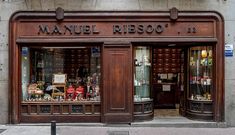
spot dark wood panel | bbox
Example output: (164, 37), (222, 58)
(102, 44), (132, 123)
(20, 102), (101, 122)
(21, 115), (101, 123)
(186, 99), (213, 121)
(133, 100), (154, 122)
(110, 60), (125, 110)
(18, 22), (215, 38)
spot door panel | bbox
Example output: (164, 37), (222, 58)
(102, 45), (132, 123)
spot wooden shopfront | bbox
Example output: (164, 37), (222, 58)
(9, 8), (224, 123)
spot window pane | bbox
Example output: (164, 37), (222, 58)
(134, 46), (151, 101)
(21, 46), (101, 102)
(189, 46), (213, 101)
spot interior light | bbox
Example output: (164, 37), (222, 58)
(168, 44), (176, 47)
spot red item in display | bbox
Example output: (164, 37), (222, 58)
(73, 86), (84, 99)
(66, 85), (75, 99)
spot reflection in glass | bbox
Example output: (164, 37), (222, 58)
(189, 46), (213, 101)
(21, 47), (101, 102)
(134, 46), (151, 101)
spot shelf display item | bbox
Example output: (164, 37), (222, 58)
(66, 85), (75, 100)
(51, 85), (66, 100)
(27, 83), (44, 98)
(74, 85), (84, 100)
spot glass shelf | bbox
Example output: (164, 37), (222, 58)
(189, 46), (213, 101)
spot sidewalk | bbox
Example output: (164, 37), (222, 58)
(1, 125), (235, 135)
(0, 117), (233, 135)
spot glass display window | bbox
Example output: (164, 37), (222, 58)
(21, 46), (101, 102)
(133, 46), (151, 102)
(189, 46), (213, 101)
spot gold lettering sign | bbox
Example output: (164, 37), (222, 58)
(19, 22), (213, 37)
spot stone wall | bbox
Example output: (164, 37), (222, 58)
(0, 0), (235, 126)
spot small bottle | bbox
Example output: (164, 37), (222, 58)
(191, 94), (194, 100)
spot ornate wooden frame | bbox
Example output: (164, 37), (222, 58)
(9, 10), (224, 123)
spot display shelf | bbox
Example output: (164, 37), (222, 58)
(134, 46), (151, 100)
(23, 47), (101, 103)
(186, 46), (213, 120)
(63, 48), (91, 80)
(188, 47), (213, 101)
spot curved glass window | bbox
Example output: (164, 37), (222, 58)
(189, 46), (213, 101)
(133, 46), (151, 102)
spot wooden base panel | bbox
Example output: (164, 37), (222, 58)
(103, 114), (132, 124)
(186, 111), (213, 121)
(133, 113), (153, 122)
(20, 101), (101, 123)
(21, 115), (101, 123)
(133, 100), (154, 122)
(186, 99), (213, 121)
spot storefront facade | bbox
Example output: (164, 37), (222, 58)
(9, 8), (224, 123)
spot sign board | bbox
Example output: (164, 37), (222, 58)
(225, 44), (233, 57)
(162, 85), (171, 91)
(52, 74), (67, 84)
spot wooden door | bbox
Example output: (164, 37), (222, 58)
(102, 44), (133, 123)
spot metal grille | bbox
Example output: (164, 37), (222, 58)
(108, 131), (129, 135)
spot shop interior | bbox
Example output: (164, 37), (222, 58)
(21, 43), (213, 119)
(133, 44), (213, 118)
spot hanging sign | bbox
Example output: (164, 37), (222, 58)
(225, 44), (233, 57)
